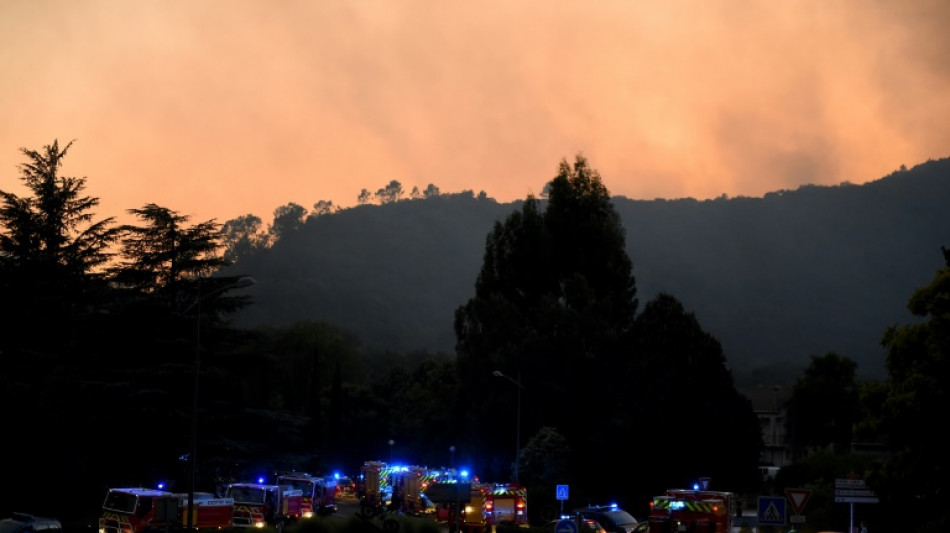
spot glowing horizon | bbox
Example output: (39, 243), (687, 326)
(1, 0), (948, 226)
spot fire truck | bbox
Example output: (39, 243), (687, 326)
(98, 487), (234, 533)
(276, 473), (338, 517)
(390, 465), (428, 514)
(427, 482), (528, 533)
(225, 482), (304, 527)
(178, 493), (236, 529)
(359, 461), (394, 510)
(359, 461), (428, 515)
(483, 483), (528, 528)
(647, 488), (736, 533)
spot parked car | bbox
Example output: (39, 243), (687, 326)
(543, 517), (608, 533)
(574, 505), (640, 533)
(0, 513), (62, 533)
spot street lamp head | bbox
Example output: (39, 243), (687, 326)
(492, 370), (503, 377)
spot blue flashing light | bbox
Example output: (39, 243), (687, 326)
(460, 469), (470, 478)
(692, 483), (700, 491)
(258, 476), (265, 484)
(157, 483), (165, 490)
(609, 503), (618, 510)
(334, 473), (340, 479)
(670, 501), (685, 511)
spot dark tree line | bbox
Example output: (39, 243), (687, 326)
(3, 140), (948, 533)
(453, 156), (762, 520)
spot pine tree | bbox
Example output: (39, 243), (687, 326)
(0, 139), (119, 351)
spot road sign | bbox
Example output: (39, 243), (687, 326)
(834, 478), (879, 503)
(699, 477), (711, 490)
(555, 519), (578, 533)
(758, 496), (786, 526)
(556, 485), (569, 501)
(785, 488), (813, 515)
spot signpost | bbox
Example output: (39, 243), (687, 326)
(834, 479), (878, 504)
(556, 484), (569, 514)
(835, 478), (878, 533)
(785, 488), (813, 524)
(758, 496), (786, 527)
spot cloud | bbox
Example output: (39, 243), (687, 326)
(1, 0), (948, 225)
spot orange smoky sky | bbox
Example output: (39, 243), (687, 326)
(2, 0), (948, 227)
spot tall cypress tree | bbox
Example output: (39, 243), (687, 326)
(454, 155), (639, 487)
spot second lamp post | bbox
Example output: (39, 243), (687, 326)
(492, 370), (523, 483)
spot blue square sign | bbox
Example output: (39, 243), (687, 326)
(556, 485), (569, 501)
(758, 496), (786, 526)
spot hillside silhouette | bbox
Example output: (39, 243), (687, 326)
(226, 158), (950, 384)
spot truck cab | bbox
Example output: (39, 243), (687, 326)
(99, 488), (180, 533)
(276, 473), (337, 518)
(226, 482), (303, 527)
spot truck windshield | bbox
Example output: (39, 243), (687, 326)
(280, 480), (314, 495)
(103, 491), (138, 513)
(227, 487), (265, 503)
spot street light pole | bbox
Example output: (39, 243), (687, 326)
(186, 276), (256, 531)
(492, 370), (523, 483)
(388, 439), (395, 464)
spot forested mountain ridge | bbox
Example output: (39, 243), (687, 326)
(226, 157), (950, 383)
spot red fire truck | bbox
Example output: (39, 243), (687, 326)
(178, 493), (236, 529)
(359, 461), (393, 510)
(98, 487), (234, 533)
(276, 472), (337, 517)
(427, 481), (528, 533)
(647, 487), (736, 533)
(484, 483), (528, 528)
(225, 482), (304, 527)
(359, 461), (429, 515)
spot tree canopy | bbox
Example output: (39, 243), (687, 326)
(870, 247), (950, 532)
(454, 155), (760, 506)
(0, 139), (119, 351)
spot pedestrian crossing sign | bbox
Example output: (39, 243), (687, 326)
(758, 496), (786, 526)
